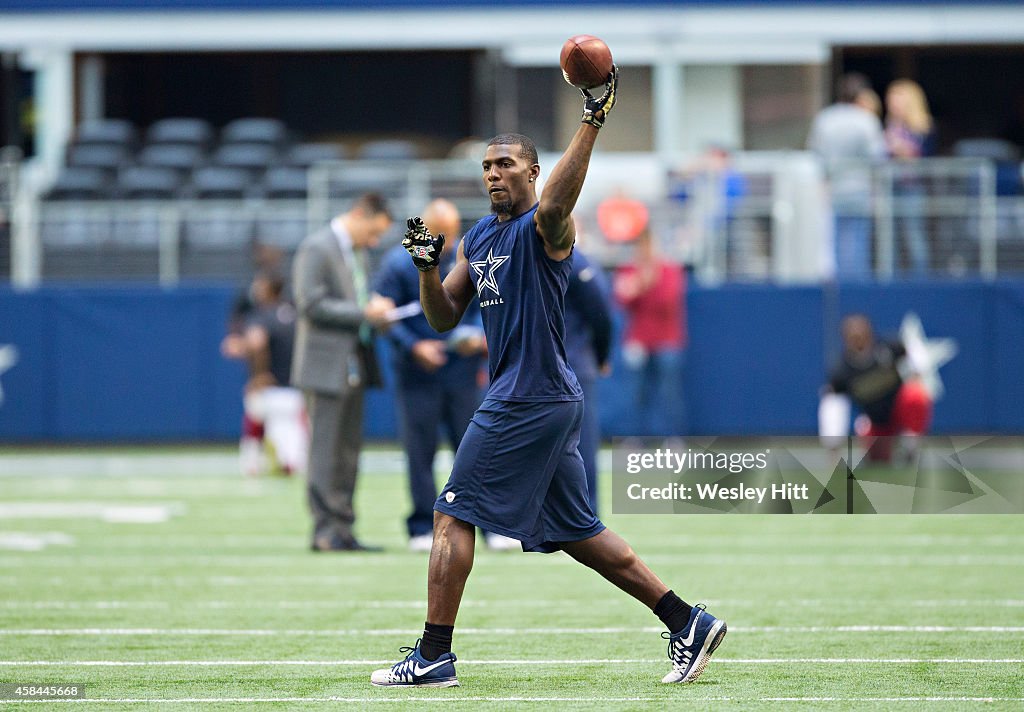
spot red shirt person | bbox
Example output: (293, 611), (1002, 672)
(613, 228), (688, 436)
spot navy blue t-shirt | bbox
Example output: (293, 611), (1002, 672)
(462, 204), (582, 403)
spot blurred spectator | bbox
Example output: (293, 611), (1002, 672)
(807, 72), (887, 280)
(291, 193), (395, 553)
(372, 199), (510, 552)
(668, 145), (748, 275)
(240, 272), (307, 478)
(854, 87), (883, 119)
(613, 227), (687, 437)
(885, 79), (936, 276)
(222, 243), (287, 344)
(564, 224), (614, 514)
(219, 247), (286, 476)
(823, 314), (932, 463)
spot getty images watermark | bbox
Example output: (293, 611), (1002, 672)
(623, 446), (808, 504)
(612, 437), (1024, 515)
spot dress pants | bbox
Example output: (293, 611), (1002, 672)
(395, 377), (480, 538)
(305, 388), (364, 545)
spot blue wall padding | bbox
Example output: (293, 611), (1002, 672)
(1, 280), (1021, 442)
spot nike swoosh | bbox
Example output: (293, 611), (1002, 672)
(680, 611), (702, 646)
(412, 659), (450, 677)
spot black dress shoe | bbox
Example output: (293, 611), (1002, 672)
(341, 539), (383, 552)
(311, 535), (382, 552)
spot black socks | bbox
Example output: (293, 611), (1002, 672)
(654, 590), (693, 634)
(420, 622), (454, 661)
(421, 595), (691, 660)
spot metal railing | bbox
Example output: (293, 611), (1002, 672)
(6, 153), (1024, 285)
(823, 157), (1019, 281)
(35, 199), (309, 285)
(0, 150), (17, 282)
(307, 159), (493, 231)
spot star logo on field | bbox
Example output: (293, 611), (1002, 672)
(899, 312), (958, 400)
(470, 249), (510, 296)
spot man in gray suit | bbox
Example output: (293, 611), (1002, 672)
(291, 193), (395, 552)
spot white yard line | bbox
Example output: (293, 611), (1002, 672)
(4, 598), (1024, 610)
(0, 503), (183, 523)
(1, 658), (1021, 666)
(1, 696), (1023, 704)
(1, 626), (1022, 635)
(4, 553), (1024, 566)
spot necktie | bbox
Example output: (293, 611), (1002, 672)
(351, 251), (371, 344)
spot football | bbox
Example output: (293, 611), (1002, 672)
(559, 35), (614, 89)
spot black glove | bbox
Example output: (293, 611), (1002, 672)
(580, 64), (619, 129)
(402, 216), (445, 272)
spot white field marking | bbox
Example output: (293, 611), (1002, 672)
(5, 552), (1024, 567)
(0, 532), (74, 551)
(0, 449), (401, 478)
(1, 658), (1022, 667)
(0, 575), (395, 586)
(2, 696), (1024, 704)
(5, 598), (1024, 610)
(0, 503), (184, 523)
(2, 626), (1023, 636)
(13, 532), (1024, 549)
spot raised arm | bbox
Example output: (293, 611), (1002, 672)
(535, 66), (619, 260)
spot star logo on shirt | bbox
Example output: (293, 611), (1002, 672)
(470, 249), (510, 296)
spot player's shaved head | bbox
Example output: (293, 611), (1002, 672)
(422, 198), (461, 241)
(842, 314), (874, 353)
(488, 133), (539, 166)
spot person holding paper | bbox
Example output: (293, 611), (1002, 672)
(291, 193), (395, 552)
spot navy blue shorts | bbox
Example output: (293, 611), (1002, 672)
(434, 397), (605, 553)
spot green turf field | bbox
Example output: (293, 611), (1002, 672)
(1, 447), (1022, 710)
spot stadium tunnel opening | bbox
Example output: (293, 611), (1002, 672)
(89, 50), (484, 156)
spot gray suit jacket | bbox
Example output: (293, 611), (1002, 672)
(290, 225), (381, 395)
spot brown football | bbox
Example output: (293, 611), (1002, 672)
(559, 35), (613, 90)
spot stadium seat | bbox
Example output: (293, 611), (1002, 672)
(137, 144), (207, 176)
(146, 118), (215, 148)
(357, 139), (419, 161)
(44, 167), (110, 200)
(953, 138), (1021, 163)
(188, 166), (251, 199)
(212, 143), (278, 177)
(66, 144), (132, 174)
(221, 117), (288, 147)
(256, 212), (309, 249)
(953, 138), (1023, 196)
(285, 142), (347, 167)
(261, 166), (308, 199)
(74, 119), (138, 148)
(181, 204), (256, 279)
(116, 166), (182, 200)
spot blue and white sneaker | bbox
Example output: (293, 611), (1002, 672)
(661, 603), (727, 684)
(370, 640), (459, 687)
